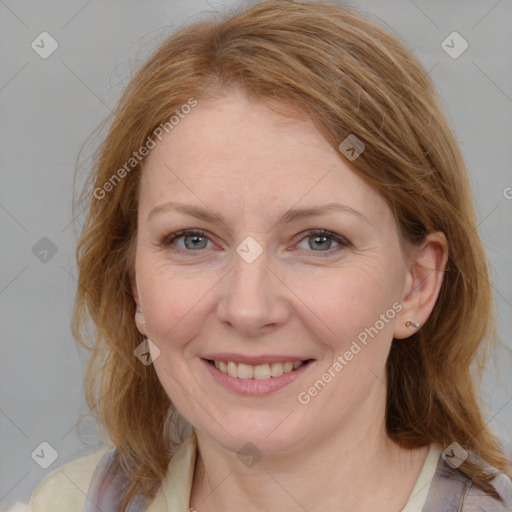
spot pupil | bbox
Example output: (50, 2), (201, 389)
(311, 236), (330, 251)
(185, 235), (206, 250)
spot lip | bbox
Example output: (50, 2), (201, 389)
(201, 357), (314, 396)
(201, 353), (312, 365)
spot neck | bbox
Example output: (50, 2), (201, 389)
(189, 394), (428, 512)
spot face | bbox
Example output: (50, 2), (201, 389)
(132, 89), (412, 456)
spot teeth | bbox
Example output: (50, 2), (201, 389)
(212, 360), (305, 379)
(237, 363), (253, 379)
(254, 364), (271, 380)
(270, 362), (284, 377)
(227, 361), (237, 378)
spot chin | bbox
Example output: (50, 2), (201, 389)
(199, 416), (308, 457)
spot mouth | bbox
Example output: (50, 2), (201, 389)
(203, 358), (313, 380)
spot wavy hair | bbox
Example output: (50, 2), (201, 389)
(72, 0), (511, 508)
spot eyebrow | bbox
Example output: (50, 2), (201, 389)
(147, 201), (371, 227)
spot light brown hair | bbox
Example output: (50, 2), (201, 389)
(73, 0), (511, 508)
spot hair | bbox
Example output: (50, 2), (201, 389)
(72, 0), (511, 508)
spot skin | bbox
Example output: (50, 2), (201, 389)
(131, 88), (448, 512)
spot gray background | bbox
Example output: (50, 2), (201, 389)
(1, 0), (511, 509)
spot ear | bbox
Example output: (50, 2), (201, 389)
(130, 267), (147, 336)
(394, 232), (448, 339)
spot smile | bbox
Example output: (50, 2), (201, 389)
(202, 357), (314, 395)
(207, 359), (307, 379)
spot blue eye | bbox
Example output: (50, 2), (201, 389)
(161, 229), (350, 256)
(162, 229), (211, 251)
(296, 230), (350, 255)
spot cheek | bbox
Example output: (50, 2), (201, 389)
(301, 271), (401, 399)
(333, 267), (405, 381)
(292, 262), (401, 345)
(136, 262), (216, 352)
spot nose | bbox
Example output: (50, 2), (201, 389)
(216, 246), (290, 337)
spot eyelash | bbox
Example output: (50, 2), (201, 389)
(160, 229), (350, 257)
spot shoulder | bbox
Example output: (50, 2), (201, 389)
(8, 445), (112, 512)
(426, 447), (512, 511)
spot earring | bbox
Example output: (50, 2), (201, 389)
(405, 320), (420, 329)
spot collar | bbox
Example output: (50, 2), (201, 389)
(148, 434), (438, 512)
(148, 430), (198, 512)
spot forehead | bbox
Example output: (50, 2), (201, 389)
(146, 92), (331, 170)
(138, 91), (389, 223)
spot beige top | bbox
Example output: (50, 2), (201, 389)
(10, 433), (441, 512)
(402, 443), (443, 511)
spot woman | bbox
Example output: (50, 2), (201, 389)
(10, 1), (512, 511)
